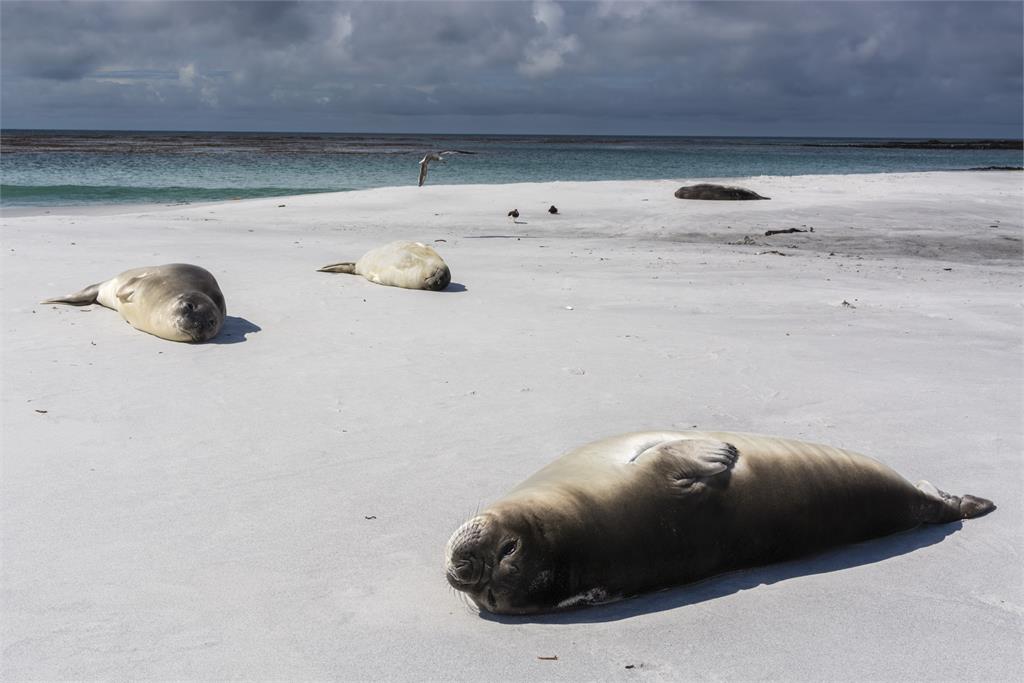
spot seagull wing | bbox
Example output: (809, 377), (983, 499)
(418, 158), (429, 186)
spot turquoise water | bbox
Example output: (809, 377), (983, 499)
(2, 130), (1020, 207)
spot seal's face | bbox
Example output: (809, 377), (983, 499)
(423, 264), (451, 291)
(173, 292), (223, 342)
(445, 511), (564, 615)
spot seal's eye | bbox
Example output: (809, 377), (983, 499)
(184, 301), (195, 312)
(500, 540), (518, 558)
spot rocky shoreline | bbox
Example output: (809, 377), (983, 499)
(804, 139), (1022, 150)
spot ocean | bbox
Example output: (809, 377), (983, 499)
(1, 130), (1021, 208)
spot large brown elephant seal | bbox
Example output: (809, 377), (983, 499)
(317, 240), (451, 291)
(445, 430), (994, 615)
(675, 183), (770, 200)
(42, 263), (225, 342)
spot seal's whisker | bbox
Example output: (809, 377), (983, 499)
(456, 589), (477, 615)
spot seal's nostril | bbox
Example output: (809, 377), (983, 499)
(454, 559), (475, 582)
(446, 555), (487, 591)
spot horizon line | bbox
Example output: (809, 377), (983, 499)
(2, 127), (1021, 142)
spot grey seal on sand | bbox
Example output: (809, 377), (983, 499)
(675, 184), (770, 200)
(445, 430), (994, 614)
(318, 240), (451, 291)
(42, 263), (226, 342)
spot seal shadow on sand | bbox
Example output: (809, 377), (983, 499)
(442, 282), (468, 293)
(210, 316), (262, 344)
(478, 522), (961, 624)
(464, 234), (540, 239)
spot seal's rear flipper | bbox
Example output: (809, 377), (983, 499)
(317, 262), (357, 274)
(916, 480), (996, 523)
(41, 283), (101, 306)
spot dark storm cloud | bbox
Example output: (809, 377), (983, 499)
(1, 1), (1020, 136)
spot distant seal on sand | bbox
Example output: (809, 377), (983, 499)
(318, 240), (451, 291)
(675, 184), (770, 200)
(548, 205), (558, 214)
(507, 209), (520, 221)
(42, 263), (226, 342)
(445, 430), (994, 614)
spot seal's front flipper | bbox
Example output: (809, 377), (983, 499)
(633, 438), (738, 489)
(317, 262), (357, 274)
(915, 480), (996, 523)
(41, 282), (101, 306)
(115, 276), (144, 303)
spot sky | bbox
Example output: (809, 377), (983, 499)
(1, 1), (1021, 137)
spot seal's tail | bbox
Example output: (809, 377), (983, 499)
(41, 283), (101, 306)
(317, 262), (357, 274)
(916, 480), (996, 523)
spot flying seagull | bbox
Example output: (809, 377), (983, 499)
(418, 150), (477, 186)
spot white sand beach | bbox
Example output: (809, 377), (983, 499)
(2, 171), (1022, 679)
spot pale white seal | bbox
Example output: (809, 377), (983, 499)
(317, 240), (451, 291)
